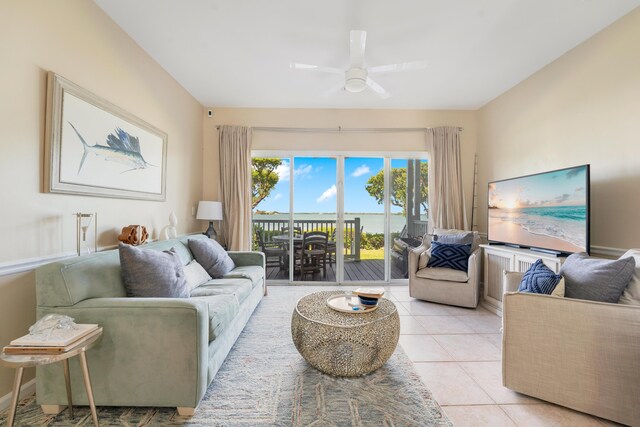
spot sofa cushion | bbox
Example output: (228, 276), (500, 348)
(416, 267), (469, 283)
(118, 244), (189, 298)
(190, 278), (253, 304)
(188, 238), (236, 278)
(618, 249), (640, 305)
(518, 259), (561, 295)
(183, 260), (212, 292)
(426, 241), (471, 272)
(551, 277), (566, 297)
(560, 252), (635, 303)
(223, 266), (264, 288)
(190, 294), (240, 342)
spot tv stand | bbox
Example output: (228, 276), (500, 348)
(480, 244), (567, 315)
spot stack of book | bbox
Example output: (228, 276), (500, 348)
(2, 324), (100, 355)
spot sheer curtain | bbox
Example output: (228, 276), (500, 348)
(426, 126), (468, 231)
(219, 125), (252, 250)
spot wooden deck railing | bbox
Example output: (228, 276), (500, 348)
(253, 218), (361, 260)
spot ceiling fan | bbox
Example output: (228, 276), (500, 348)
(290, 30), (427, 99)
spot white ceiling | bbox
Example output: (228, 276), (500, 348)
(94, 0), (639, 110)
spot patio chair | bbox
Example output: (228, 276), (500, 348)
(296, 231), (328, 280)
(255, 229), (286, 268)
(281, 226), (302, 237)
(326, 228), (336, 266)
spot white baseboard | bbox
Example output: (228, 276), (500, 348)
(0, 378), (35, 412)
(590, 245), (626, 258)
(481, 299), (502, 317)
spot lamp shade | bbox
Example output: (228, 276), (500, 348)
(196, 201), (223, 221)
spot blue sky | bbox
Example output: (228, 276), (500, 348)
(488, 166), (588, 209)
(255, 157), (416, 213)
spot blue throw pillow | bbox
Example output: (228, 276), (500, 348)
(426, 241), (471, 272)
(518, 259), (561, 294)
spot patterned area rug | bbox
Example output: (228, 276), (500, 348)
(1, 287), (451, 426)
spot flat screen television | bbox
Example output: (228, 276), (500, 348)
(488, 165), (590, 255)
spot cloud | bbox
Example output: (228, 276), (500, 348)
(555, 194), (571, 203)
(273, 193), (283, 201)
(317, 185), (337, 203)
(352, 165), (371, 177)
(275, 162), (313, 181)
(295, 164), (313, 178)
(275, 161), (290, 181)
(575, 186), (584, 192)
(565, 168), (584, 179)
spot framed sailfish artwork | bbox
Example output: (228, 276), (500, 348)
(45, 72), (167, 201)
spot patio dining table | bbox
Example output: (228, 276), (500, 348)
(271, 234), (336, 275)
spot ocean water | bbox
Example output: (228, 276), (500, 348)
(490, 205), (587, 249)
(253, 213), (424, 234)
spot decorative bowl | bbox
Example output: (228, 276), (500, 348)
(358, 295), (379, 307)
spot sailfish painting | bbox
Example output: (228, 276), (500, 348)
(68, 122), (154, 174)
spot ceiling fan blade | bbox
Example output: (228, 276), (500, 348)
(366, 77), (391, 99)
(289, 62), (344, 74)
(320, 80), (345, 98)
(367, 60), (428, 75)
(349, 30), (367, 68)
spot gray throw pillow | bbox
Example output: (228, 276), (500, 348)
(560, 252), (635, 303)
(183, 260), (212, 292)
(188, 238), (236, 278)
(435, 232), (475, 247)
(118, 244), (189, 298)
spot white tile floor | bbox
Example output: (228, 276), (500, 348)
(382, 287), (624, 427)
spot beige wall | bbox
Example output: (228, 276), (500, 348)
(0, 1), (204, 397)
(203, 108), (478, 224)
(476, 8), (640, 251)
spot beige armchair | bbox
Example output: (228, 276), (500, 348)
(408, 230), (481, 308)
(502, 270), (640, 426)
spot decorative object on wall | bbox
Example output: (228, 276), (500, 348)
(160, 212), (178, 240)
(45, 72), (167, 201)
(74, 212), (97, 256)
(196, 201), (223, 239)
(118, 225), (149, 246)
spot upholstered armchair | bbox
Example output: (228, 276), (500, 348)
(408, 229), (481, 308)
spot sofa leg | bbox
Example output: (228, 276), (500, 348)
(177, 407), (195, 416)
(41, 405), (66, 415)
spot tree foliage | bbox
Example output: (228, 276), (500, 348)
(364, 163), (428, 213)
(252, 158), (282, 208)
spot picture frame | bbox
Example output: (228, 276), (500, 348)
(44, 72), (167, 201)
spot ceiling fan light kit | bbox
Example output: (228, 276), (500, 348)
(345, 68), (367, 93)
(290, 29), (427, 99)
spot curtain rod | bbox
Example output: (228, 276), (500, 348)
(214, 126), (463, 133)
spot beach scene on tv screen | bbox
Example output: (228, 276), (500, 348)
(488, 167), (587, 253)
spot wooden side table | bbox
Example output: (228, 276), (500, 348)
(0, 327), (103, 427)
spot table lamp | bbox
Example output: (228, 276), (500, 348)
(196, 201), (223, 239)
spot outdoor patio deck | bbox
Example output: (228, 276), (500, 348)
(265, 259), (406, 282)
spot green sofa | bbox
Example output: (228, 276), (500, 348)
(34, 234), (265, 416)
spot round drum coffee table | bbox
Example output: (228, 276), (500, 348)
(291, 291), (400, 377)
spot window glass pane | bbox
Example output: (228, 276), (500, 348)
(293, 157), (336, 282)
(251, 157), (290, 281)
(389, 158), (428, 279)
(343, 157), (385, 281)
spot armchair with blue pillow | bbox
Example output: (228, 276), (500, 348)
(408, 228), (482, 308)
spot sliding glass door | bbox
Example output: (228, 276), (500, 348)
(293, 157), (336, 282)
(389, 158), (429, 279)
(252, 152), (427, 284)
(343, 157), (386, 281)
